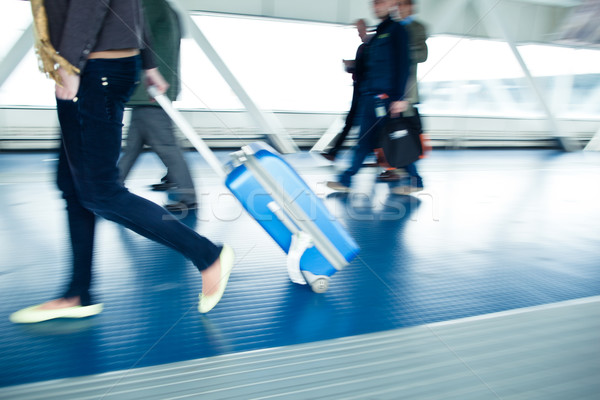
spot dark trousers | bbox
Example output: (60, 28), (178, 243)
(404, 108), (423, 186)
(339, 94), (386, 188)
(56, 56), (220, 305)
(327, 84), (361, 157)
(118, 106), (197, 204)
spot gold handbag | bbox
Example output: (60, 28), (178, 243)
(30, 0), (80, 86)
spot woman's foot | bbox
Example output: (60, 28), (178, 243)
(198, 245), (235, 313)
(201, 259), (222, 296)
(9, 296), (103, 324)
(38, 296), (81, 310)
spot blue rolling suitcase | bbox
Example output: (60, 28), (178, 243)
(150, 88), (360, 292)
(225, 142), (360, 292)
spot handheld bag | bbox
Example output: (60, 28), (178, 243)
(378, 115), (422, 168)
(148, 87), (360, 293)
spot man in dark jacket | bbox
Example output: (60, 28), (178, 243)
(118, 0), (197, 212)
(327, 0), (411, 192)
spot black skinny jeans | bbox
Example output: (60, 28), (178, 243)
(56, 56), (221, 305)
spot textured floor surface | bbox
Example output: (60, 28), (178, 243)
(1, 148), (599, 392)
(3, 297), (599, 400)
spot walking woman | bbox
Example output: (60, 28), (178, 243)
(10, 0), (234, 323)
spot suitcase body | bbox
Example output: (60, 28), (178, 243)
(225, 142), (360, 292)
(149, 87), (359, 293)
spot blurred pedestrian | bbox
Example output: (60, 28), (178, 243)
(118, 0), (197, 213)
(327, 0), (411, 192)
(383, 0), (428, 193)
(10, 0), (234, 323)
(321, 19), (371, 161)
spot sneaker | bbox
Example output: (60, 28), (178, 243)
(165, 201), (198, 213)
(320, 152), (336, 162)
(151, 181), (178, 191)
(377, 169), (407, 182)
(326, 181), (352, 193)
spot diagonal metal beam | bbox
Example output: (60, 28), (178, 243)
(582, 84), (600, 115)
(427, 0), (472, 35)
(310, 116), (346, 153)
(168, 0), (299, 154)
(584, 125), (600, 151)
(473, 0), (578, 151)
(0, 23), (33, 90)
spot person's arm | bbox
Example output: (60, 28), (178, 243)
(389, 24), (411, 117)
(354, 42), (368, 83)
(139, 9), (158, 71)
(139, 13), (166, 96)
(53, 1), (111, 100)
(410, 21), (428, 64)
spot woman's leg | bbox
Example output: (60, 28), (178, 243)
(62, 57), (221, 271)
(56, 139), (96, 306)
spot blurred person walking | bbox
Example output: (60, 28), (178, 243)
(383, 0), (428, 193)
(321, 19), (371, 161)
(327, 0), (411, 192)
(118, 0), (197, 213)
(10, 0), (234, 324)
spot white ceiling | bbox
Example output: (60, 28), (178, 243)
(178, 0), (589, 45)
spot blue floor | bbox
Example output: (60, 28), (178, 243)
(1, 148), (599, 387)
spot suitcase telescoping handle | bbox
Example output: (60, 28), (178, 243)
(147, 86), (227, 180)
(241, 148), (349, 271)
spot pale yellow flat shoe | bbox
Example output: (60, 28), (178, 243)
(198, 244), (235, 313)
(9, 303), (104, 324)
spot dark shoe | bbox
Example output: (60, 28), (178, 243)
(391, 184), (424, 195)
(326, 181), (352, 193)
(377, 169), (407, 182)
(321, 152), (336, 162)
(151, 181), (178, 191)
(165, 201), (198, 213)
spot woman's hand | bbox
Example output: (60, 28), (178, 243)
(55, 68), (80, 100)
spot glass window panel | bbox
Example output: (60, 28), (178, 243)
(0, 50), (56, 107)
(0, 6), (598, 121)
(186, 15), (359, 111)
(0, 1), (32, 57)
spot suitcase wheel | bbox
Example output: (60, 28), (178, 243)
(310, 277), (329, 294)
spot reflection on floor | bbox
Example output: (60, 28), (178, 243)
(1, 148), (599, 389)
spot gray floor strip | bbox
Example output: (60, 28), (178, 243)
(2, 296), (599, 400)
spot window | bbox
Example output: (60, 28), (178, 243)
(418, 36), (600, 118)
(1, 4), (599, 120)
